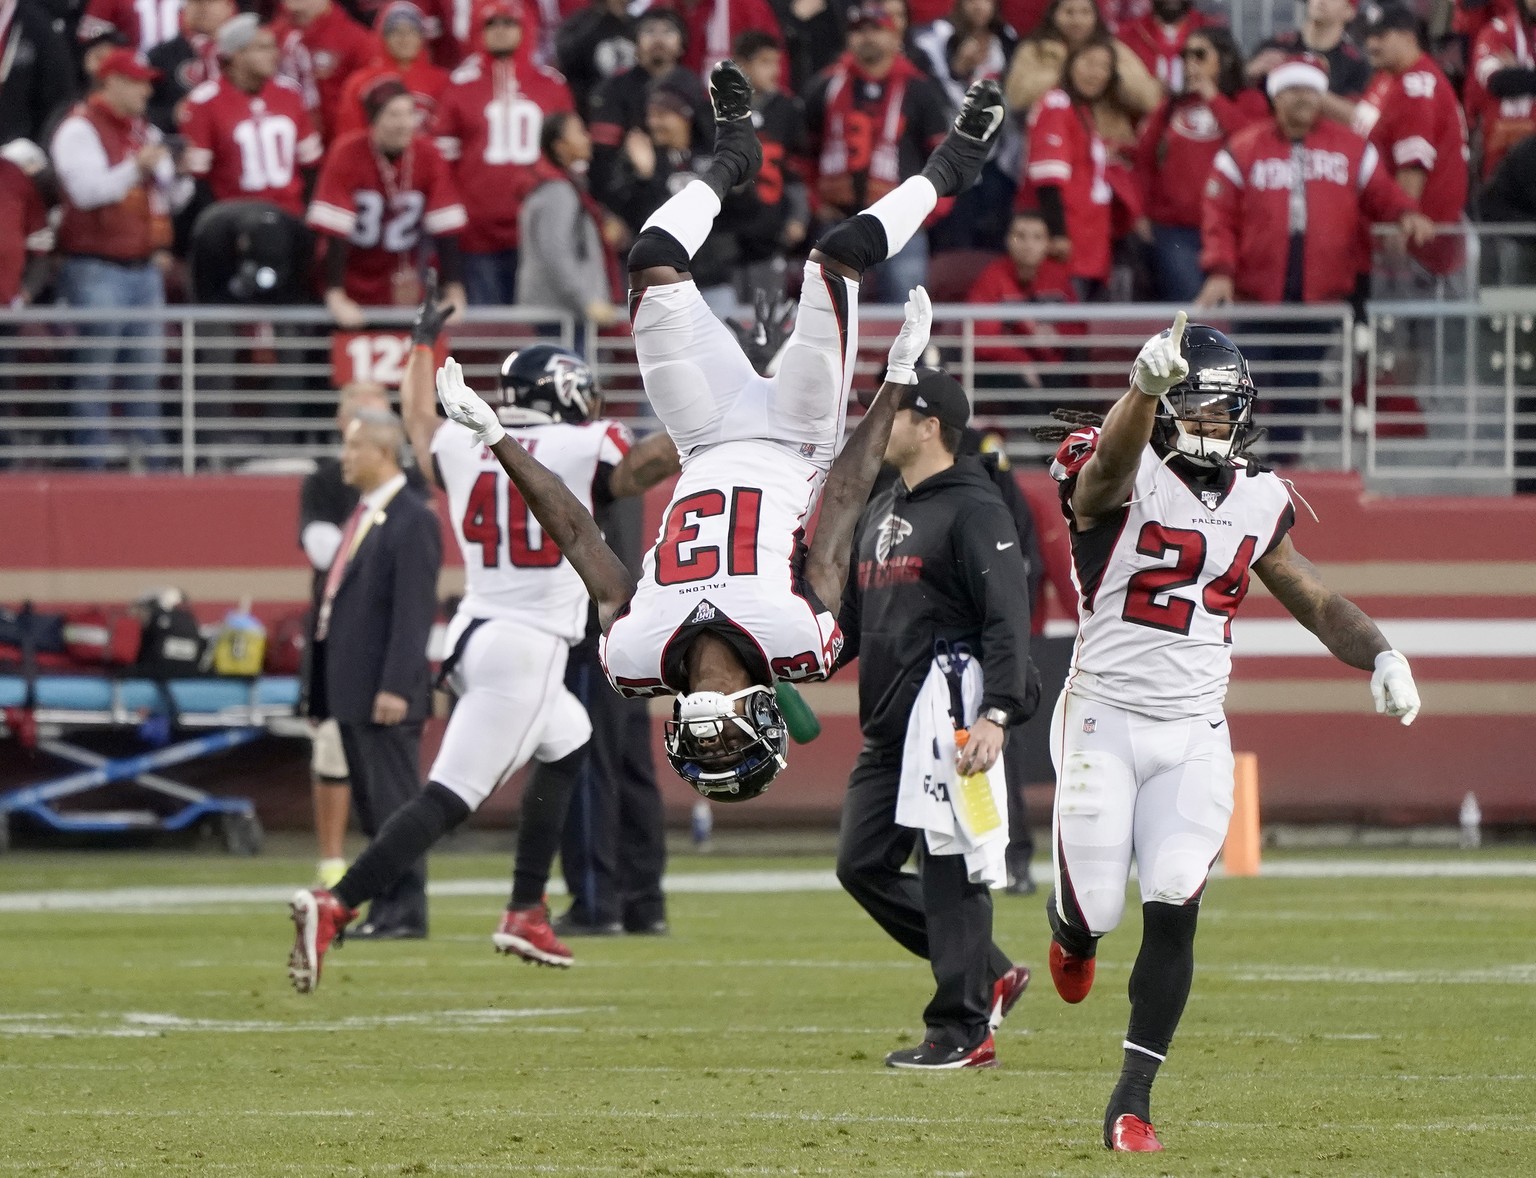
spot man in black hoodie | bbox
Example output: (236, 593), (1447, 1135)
(835, 367), (1040, 1071)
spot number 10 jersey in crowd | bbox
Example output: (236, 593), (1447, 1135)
(600, 439), (844, 699)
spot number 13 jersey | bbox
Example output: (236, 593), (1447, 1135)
(433, 418), (630, 643)
(600, 439), (844, 698)
(1052, 428), (1295, 720)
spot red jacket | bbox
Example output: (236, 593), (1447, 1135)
(1201, 118), (1417, 304)
(0, 159), (49, 305)
(655, 0), (781, 80)
(272, 3), (375, 144)
(431, 50), (574, 253)
(1352, 53), (1468, 276)
(966, 256), (1079, 367)
(1470, 11), (1536, 179)
(1135, 89), (1268, 228)
(1118, 9), (1218, 92)
(1023, 88), (1114, 282)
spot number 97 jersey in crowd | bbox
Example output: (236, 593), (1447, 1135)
(433, 416), (631, 645)
(599, 440), (844, 699)
(1052, 427), (1295, 719)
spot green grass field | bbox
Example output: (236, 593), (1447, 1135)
(2, 848), (1534, 1176)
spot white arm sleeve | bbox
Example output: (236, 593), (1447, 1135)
(51, 117), (143, 210)
(301, 521), (344, 571)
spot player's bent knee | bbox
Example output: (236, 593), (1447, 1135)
(1076, 886), (1128, 937)
(812, 214), (888, 275)
(628, 228), (691, 277)
(423, 781), (474, 828)
(1143, 850), (1215, 907)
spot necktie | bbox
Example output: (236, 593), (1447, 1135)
(315, 501), (368, 641)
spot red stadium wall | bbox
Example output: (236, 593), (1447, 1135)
(2, 472), (1532, 828)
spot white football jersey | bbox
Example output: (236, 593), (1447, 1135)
(1053, 429), (1295, 720)
(433, 418), (630, 643)
(599, 439), (844, 697)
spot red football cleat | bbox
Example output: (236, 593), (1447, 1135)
(288, 888), (356, 994)
(988, 963), (1032, 1029)
(1106, 1113), (1163, 1152)
(1049, 939), (1096, 1003)
(493, 904), (574, 967)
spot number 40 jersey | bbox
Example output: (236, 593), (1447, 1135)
(1053, 428), (1295, 720)
(433, 418), (630, 644)
(600, 439), (844, 699)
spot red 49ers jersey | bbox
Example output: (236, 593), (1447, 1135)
(433, 417), (630, 643)
(179, 77), (323, 215)
(600, 440), (844, 698)
(1052, 429), (1295, 720)
(78, 0), (183, 53)
(306, 130), (467, 305)
(271, 6), (375, 144)
(432, 52), (573, 253)
(1024, 89), (1113, 282)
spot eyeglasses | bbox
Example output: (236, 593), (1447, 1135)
(1180, 46), (1211, 61)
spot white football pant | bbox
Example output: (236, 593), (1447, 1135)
(1049, 688), (1236, 936)
(630, 260), (859, 470)
(430, 617), (592, 809)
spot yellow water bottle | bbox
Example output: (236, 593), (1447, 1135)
(952, 729), (1004, 838)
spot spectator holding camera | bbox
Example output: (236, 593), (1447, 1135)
(1133, 25), (1264, 301)
(51, 48), (193, 466)
(179, 16), (324, 217)
(308, 79), (467, 326)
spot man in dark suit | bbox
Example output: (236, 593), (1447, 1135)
(312, 407), (442, 938)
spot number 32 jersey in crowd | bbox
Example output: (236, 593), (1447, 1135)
(1052, 428), (1295, 720)
(600, 440), (844, 698)
(433, 418), (630, 644)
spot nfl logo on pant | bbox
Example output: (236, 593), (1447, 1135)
(1083, 717), (1096, 734)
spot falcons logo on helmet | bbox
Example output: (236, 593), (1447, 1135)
(544, 354), (593, 414)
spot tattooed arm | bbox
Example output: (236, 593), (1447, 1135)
(1252, 536), (1389, 671)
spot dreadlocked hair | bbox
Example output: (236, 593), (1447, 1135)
(1031, 407), (1106, 444)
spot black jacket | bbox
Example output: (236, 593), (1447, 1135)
(838, 457), (1038, 746)
(317, 482), (441, 725)
(1, 2), (76, 146)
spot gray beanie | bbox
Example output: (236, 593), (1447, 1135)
(216, 13), (262, 59)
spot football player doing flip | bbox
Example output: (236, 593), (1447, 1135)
(434, 62), (1009, 802)
(1038, 312), (1423, 1152)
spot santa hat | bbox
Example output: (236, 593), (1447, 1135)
(1266, 53), (1330, 98)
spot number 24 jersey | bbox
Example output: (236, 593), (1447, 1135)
(600, 440), (844, 698)
(1053, 428), (1295, 720)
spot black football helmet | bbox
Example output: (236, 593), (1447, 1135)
(495, 345), (599, 426)
(664, 685), (787, 802)
(1150, 324), (1257, 467)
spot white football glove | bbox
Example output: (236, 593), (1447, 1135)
(1370, 649), (1420, 726)
(435, 357), (504, 446)
(1133, 309), (1191, 397)
(885, 285), (932, 386)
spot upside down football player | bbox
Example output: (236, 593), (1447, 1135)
(1037, 313), (1422, 1152)
(434, 62), (1009, 802)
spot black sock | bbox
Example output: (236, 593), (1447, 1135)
(510, 746), (587, 908)
(1104, 1047), (1161, 1137)
(333, 783), (470, 911)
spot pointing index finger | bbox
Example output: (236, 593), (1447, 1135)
(1170, 310), (1187, 348)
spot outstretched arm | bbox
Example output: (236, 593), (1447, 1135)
(805, 286), (931, 609)
(400, 273), (456, 487)
(607, 429), (680, 499)
(1072, 311), (1187, 527)
(436, 358), (636, 629)
(1254, 535), (1420, 724)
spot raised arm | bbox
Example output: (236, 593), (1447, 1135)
(435, 358), (636, 629)
(1071, 311), (1187, 527)
(804, 286), (931, 609)
(1254, 534), (1420, 724)
(606, 429), (680, 500)
(400, 274), (455, 487)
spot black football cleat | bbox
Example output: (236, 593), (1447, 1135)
(708, 60), (762, 189)
(884, 1034), (998, 1070)
(922, 79), (1006, 197)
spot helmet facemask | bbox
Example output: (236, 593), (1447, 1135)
(664, 686), (787, 802)
(1156, 385), (1255, 467)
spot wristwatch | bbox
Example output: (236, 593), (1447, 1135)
(979, 707), (1011, 729)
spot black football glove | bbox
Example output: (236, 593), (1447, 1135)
(411, 269), (454, 347)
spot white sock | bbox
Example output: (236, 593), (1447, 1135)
(864, 176), (939, 259)
(639, 180), (723, 261)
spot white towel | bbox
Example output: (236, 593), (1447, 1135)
(895, 655), (1009, 887)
